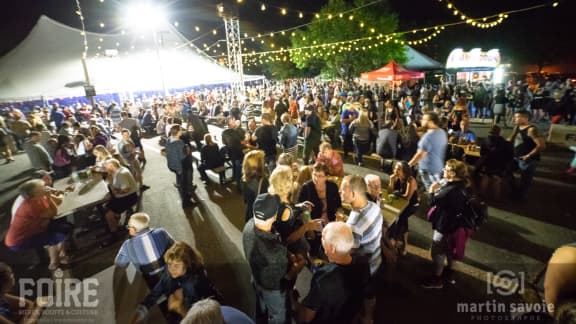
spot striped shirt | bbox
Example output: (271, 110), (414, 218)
(115, 228), (175, 275)
(346, 201), (383, 275)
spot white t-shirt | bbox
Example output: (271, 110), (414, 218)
(112, 167), (138, 198)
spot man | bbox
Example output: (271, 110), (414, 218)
(375, 121), (398, 160)
(274, 97), (288, 130)
(293, 222), (370, 324)
(242, 193), (304, 324)
(340, 175), (386, 324)
(303, 105), (322, 165)
(165, 124), (196, 208)
(50, 103), (65, 130)
(364, 174), (382, 206)
(252, 113), (278, 172)
(5, 179), (69, 271)
(507, 110), (545, 200)
(340, 99), (358, 158)
(108, 103), (122, 128)
(118, 111), (146, 166)
(25, 131), (53, 171)
(8, 116), (31, 151)
(11, 170), (63, 225)
(114, 213), (174, 289)
(221, 117), (245, 189)
(181, 298), (254, 324)
(454, 120), (476, 144)
(408, 112), (448, 192)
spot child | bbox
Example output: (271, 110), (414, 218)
(133, 242), (219, 322)
(0, 262), (45, 323)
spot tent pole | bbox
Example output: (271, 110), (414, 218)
(81, 56), (96, 109)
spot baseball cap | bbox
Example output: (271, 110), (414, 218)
(253, 193), (280, 221)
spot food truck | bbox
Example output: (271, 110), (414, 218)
(445, 48), (505, 84)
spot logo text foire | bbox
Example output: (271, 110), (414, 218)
(18, 270), (99, 308)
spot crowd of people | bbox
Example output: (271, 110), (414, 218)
(1, 76), (575, 324)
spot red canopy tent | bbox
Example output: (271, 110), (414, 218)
(360, 60), (425, 81)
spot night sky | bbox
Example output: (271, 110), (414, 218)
(1, 0), (573, 71)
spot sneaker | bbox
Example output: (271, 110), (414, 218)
(421, 276), (443, 289)
(444, 269), (456, 285)
(140, 185), (151, 191)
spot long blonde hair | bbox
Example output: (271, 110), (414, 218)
(242, 150), (266, 182)
(356, 109), (371, 127)
(268, 165), (293, 200)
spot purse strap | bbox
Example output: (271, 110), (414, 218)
(257, 177), (264, 195)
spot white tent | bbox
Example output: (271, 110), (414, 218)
(0, 15), (263, 103)
(403, 46), (444, 70)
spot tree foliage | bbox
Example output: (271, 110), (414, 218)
(290, 0), (406, 82)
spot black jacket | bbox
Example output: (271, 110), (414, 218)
(430, 181), (468, 235)
(298, 180), (342, 222)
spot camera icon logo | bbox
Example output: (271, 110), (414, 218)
(487, 270), (525, 296)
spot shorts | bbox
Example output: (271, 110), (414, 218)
(8, 222), (71, 250)
(107, 192), (138, 213)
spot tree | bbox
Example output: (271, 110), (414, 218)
(290, 0), (406, 83)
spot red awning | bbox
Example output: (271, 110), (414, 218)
(360, 60), (425, 81)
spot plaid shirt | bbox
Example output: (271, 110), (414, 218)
(115, 228), (174, 275)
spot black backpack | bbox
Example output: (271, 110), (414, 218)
(459, 190), (488, 231)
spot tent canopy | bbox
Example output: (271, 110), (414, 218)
(360, 60), (425, 82)
(403, 46), (444, 70)
(0, 15), (263, 103)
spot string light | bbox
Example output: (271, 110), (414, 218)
(74, 0), (88, 59)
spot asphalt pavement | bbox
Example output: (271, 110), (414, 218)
(0, 121), (575, 323)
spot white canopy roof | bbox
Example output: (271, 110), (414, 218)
(0, 15), (263, 102)
(403, 46), (444, 70)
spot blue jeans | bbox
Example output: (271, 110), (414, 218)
(418, 169), (442, 193)
(253, 281), (290, 324)
(353, 140), (370, 164)
(231, 159), (243, 187)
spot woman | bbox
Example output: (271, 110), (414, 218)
(423, 159), (473, 289)
(384, 99), (399, 130)
(449, 97), (470, 132)
(242, 150), (268, 222)
(315, 142), (344, 178)
(198, 133), (224, 183)
(74, 134), (93, 169)
(0, 263), (45, 323)
(53, 135), (76, 179)
(387, 161), (418, 256)
(269, 166), (321, 254)
(101, 158), (139, 246)
(5, 179), (70, 271)
(136, 241), (219, 322)
(297, 163), (341, 224)
(89, 125), (108, 148)
(349, 109), (375, 166)
(297, 163), (342, 255)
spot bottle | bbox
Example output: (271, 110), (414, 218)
(301, 210), (311, 223)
